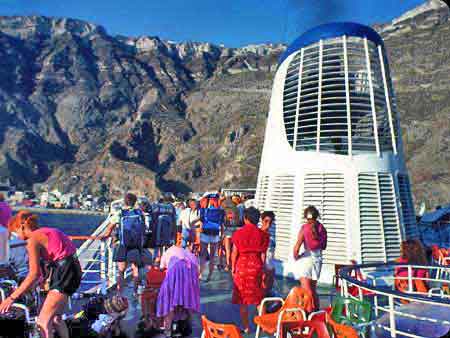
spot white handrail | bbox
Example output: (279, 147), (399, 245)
(339, 263), (450, 338)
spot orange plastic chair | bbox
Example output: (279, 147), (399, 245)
(254, 286), (310, 338)
(281, 318), (330, 338)
(326, 313), (359, 338)
(201, 315), (243, 338)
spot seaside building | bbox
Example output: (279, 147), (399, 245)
(255, 22), (419, 282)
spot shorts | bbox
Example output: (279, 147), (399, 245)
(200, 233), (220, 244)
(291, 251), (322, 281)
(113, 244), (143, 267)
(223, 227), (236, 238)
(49, 255), (82, 296)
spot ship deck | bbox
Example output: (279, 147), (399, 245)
(118, 267), (335, 337)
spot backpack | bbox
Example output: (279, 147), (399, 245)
(149, 203), (176, 247)
(201, 207), (224, 236)
(221, 198), (240, 228)
(119, 209), (145, 249)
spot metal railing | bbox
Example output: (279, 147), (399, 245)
(338, 262), (450, 338)
(73, 216), (117, 294)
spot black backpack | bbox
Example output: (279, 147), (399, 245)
(146, 203), (176, 248)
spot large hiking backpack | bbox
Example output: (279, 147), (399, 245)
(201, 207), (224, 236)
(149, 203), (176, 247)
(119, 209), (145, 249)
(221, 198), (240, 228)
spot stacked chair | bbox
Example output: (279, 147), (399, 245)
(201, 315), (243, 338)
(201, 287), (373, 338)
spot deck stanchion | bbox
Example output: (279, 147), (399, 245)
(100, 241), (106, 280)
(373, 278), (379, 317)
(407, 265), (413, 293)
(388, 295), (396, 337)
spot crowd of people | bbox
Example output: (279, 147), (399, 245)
(0, 189), (330, 337)
(93, 190), (328, 335)
(0, 187), (434, 337)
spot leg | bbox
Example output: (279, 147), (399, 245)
(208, 242), (218, 280)
(36, 290), (68, 338)
(300, 277), (316, 311)
(239, 304), (250, 332)
(199, 242), (209, 277)
(224, 237), (232, 270)
(181, 228), (190, 249)
(164, 310), (176, 331)
(117, 261), (127, 293)
(131, 262), (140, 291)
(311, 280), (319, 311)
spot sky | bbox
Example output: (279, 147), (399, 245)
(0, 0), (428, 47)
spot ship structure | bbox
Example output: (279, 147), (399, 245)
(255, 22), (419, 282)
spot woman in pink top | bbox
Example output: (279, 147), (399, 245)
(0, 210), (81, 338)
(292, 206), (327, 311)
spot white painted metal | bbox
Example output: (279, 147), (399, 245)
(364, 38), (380, 157)
(343, 35), (352, 157)
(255, 29), (417, 283)
(316, 40), (323, 152)
(339, 263), (450, 338)
(378, 45), (398, 155)
(293, 49), (304, 149)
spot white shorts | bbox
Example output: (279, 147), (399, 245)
(200, 233), (220, 244)
(291, 250), (323, 281)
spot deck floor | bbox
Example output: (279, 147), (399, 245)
(118, 267), (334, 338)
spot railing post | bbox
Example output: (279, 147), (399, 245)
(388, 295), (396, 337)
(407, 265), (413, 293)
(373, 279), (379, 317)
(100, 241), (106, 280)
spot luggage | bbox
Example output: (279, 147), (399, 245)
(0, 265), (16, 281)
(0, 306), (31, 338)
(201, 207), (224, 236)
(148, 204), (176, 248)
(103, 295), (129, 315)
(171, 318), (192, 337)
(66, 318), (99, 337)
(119, 209), (145, 249)
(141, 267), (166, 328)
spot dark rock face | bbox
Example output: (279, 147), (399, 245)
(0, 15), (283, 198)
(0, 1), (449, 207)
(374, 0), (450, 207)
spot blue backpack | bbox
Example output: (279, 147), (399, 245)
(119, 208), (145, 249)
(201, 207), (224, 236)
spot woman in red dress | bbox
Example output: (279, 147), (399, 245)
(231, 207), (269, 333)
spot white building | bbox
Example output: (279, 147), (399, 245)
(255, 22), (419, 282)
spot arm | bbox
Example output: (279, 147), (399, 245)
(293, 228), (304, 260)
(97, 222), (116, 240)
(0, 237), (41, 313)
(231, 244), (239, 274)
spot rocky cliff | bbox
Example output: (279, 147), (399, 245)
(0, 1), (448, 207)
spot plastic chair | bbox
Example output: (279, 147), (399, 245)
(281, 318), (330, 338)
(254, 286), (309, 338)
(201, 315), (243, 338)
(330, 296), (371, 326)
(325, 313), (359, 338)
(334, 261), (374, 298)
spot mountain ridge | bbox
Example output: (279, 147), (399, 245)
(0, 2), (449, 208)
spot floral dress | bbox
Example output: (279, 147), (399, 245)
(232, 223), (269, 305)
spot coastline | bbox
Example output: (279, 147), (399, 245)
(12, 206), (107, 217)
